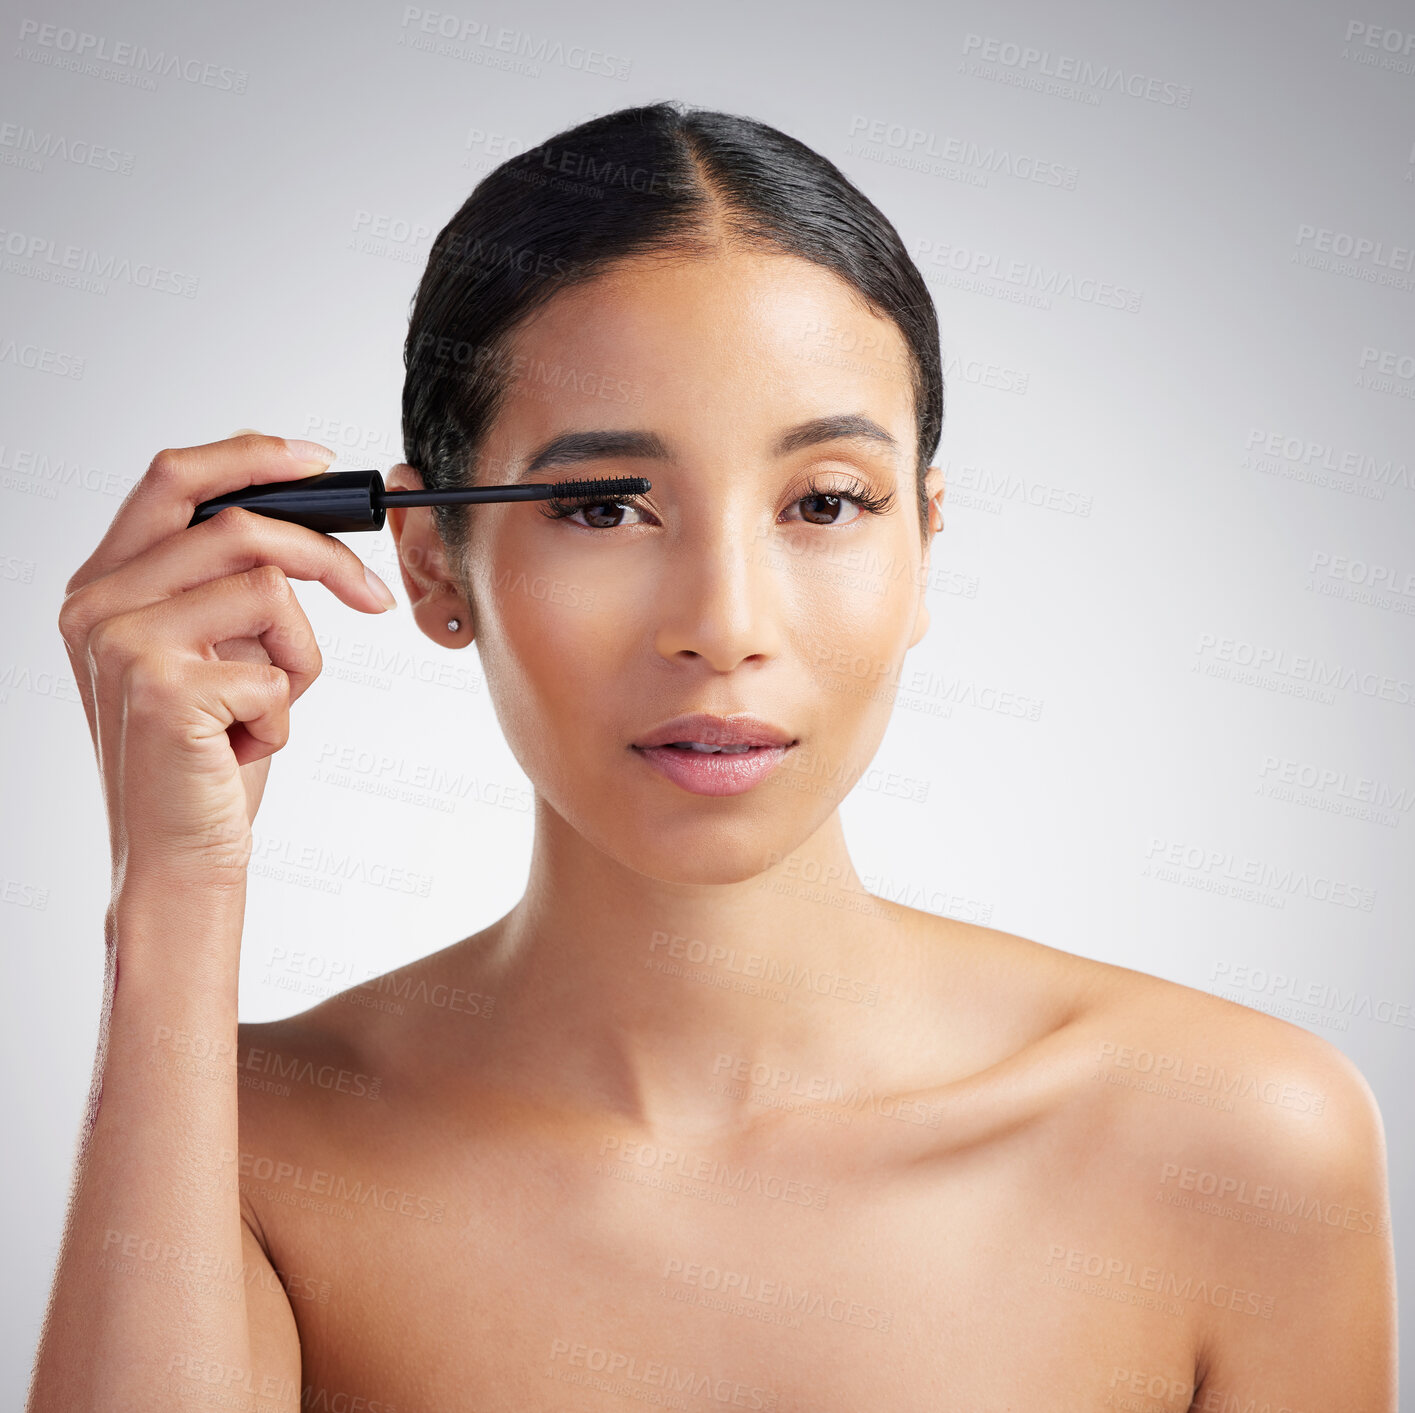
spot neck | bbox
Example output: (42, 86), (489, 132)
(470, 796), (919, 1139)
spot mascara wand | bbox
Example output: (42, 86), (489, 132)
(188, 469), (652, 534)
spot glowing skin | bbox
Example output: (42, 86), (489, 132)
(386, 245), (948, 1135)
(398, 246), (937, 886)
(226, 243), (1394, 1411)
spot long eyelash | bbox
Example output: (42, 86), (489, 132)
(536, 475), (896, 523)
(537, 490), (651, 521)
(796, 473), (895, 517)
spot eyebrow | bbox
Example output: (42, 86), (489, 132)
(518, 413), (898, 479)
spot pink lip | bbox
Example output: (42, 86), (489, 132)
(632, 712), (796, 750)
(630, 713), (798, 797)
(632, 743), (791, 796)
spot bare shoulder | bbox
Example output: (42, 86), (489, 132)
(1076, 964), (1395, 1403)
(912, 908), (1390, 1231)
(1052, 930), (1387, 1163)
(926, 913), (1396, 1403)
(234, 972), (414, 1124)
(232, 935), (497, 1146)
(1078, 943), (1392, 1234)
(231, 957), (443, 1253)
(924, 909), (1387, 1143)
(231, 1003), (383, 1219)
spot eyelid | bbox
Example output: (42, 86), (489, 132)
(787, 466), (872, 495)
(537, 490), (655, 527)
(538, 469), (894, 528)
(785, 469), (895, 517)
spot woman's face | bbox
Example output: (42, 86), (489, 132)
(392, 245), (943, 885)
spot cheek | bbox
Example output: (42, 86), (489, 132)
(776, 539), (920, 688)
(469, 533), (627, 745)
(469, 520), (920, 752)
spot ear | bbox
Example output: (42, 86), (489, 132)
(907, 464), (945, 650)
(384, 463), (471, 647)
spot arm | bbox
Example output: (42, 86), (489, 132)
(1188, 1038), (1396, 1412)
(26, 878), (302, 1412)
(30, 432), (395, 1409)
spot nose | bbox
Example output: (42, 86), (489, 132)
(652, 517), (785, 672)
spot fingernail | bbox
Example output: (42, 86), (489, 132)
(284, 437), (335, 467)
(364, 564), (397, 610)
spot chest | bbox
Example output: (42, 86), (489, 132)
(248, 1116), (1201, 1412)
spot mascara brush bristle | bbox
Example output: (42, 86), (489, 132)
(548, 476), (651, 498)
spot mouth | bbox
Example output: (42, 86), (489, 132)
(655, 741), (771, 754)
(630, 713), (798, 797)
(630, 712), (797, 751)
(631, 743), (793, 796)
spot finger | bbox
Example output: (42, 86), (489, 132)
(67, 432), (337, 595)
(62, 505), (396, 650)
(92, 565), (324, 708)
(172, 656), (293, 768)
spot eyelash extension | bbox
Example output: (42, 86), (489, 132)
(794, 473), (895, 518)
(537, 474), (895, 523)
(537, 488), (653, 521)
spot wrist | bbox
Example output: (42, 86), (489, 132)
(106, 871), (246, 994)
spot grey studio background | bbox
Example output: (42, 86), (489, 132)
(3, 0), (1413, 1401)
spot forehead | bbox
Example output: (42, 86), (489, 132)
(487, 246), (916, 457)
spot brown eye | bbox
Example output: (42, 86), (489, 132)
(793, 491), (863, 527)
(581, 501), (631, 528)
(540, 496), (650, 528)
(781, 475), (896, 527)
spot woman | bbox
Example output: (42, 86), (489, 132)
(31, 102), (1394, 1411)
